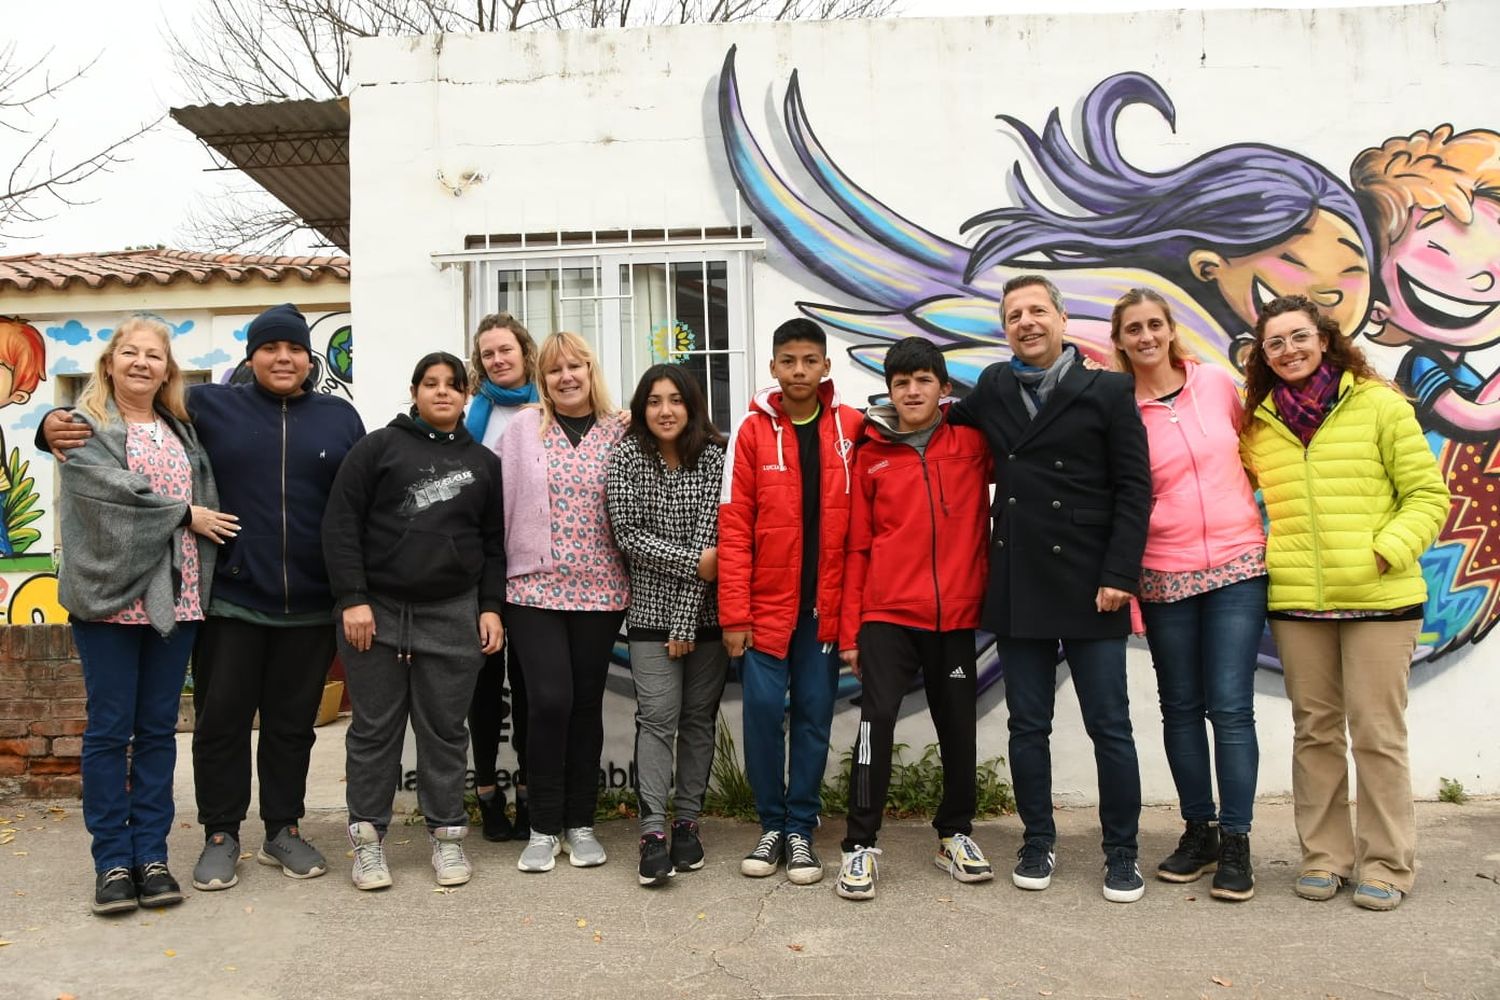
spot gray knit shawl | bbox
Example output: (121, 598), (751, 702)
(56, 398), (218, 636)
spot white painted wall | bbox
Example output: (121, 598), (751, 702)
(353, 0), (1499, 803)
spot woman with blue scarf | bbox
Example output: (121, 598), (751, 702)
(465, 313), (540, 842)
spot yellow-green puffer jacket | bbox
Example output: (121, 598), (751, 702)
(1240, 372), (1450, 612)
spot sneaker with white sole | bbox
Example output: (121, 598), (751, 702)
(258, 825), (327, 879)
(638, 832), (674, 887)
(836, 845), (881, 900)
(785, 833), (824, 885)
(518, 831), (561, 873)
(430, 826), (472, 886)
(1103, 849), (1145, 903)
(935, 833), (994, 883)
(192, 832), (240, 891)
(1012, 838), (1056, 890)
(741, 830), (785, 878)
(348, 821), (392, 891)
(563, 826), (607, 867)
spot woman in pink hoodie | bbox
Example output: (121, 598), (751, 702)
(1111, 288), (1268, 902)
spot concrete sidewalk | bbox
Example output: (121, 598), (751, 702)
(1, 719), (1497, 1000)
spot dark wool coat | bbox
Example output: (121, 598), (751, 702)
(951, 359), (1151, 639)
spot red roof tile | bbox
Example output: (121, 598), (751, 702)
(0, 249), (350, 293)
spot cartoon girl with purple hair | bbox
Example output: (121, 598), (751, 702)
(963, 73), (1376, 346)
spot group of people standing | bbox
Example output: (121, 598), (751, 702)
(53, 270), (1447, 916)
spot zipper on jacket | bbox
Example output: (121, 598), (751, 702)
(1170, 416), (1213, 568)
(281, 397), (290, 614)
(920, 454), (943, 631)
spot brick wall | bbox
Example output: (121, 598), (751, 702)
(0, 625), (84, 798)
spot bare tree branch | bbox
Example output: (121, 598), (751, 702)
(0, 44), (157, 244)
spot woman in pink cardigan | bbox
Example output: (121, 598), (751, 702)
(1111, 288), (1268, 902)
(497, 331), (629, 875)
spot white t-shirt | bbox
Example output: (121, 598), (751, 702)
(480, 403), (526, 452)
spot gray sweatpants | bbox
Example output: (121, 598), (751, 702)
(630, 639), (729, 835)
(341, 591), (485, 831)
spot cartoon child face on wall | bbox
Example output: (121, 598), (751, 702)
(1374, 196), (1500, 350)
(1188, 208), (1373, 339)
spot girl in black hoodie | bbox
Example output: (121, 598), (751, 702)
(322, 352), (505, 891)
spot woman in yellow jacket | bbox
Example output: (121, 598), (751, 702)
(1240, 294), (1448, 912)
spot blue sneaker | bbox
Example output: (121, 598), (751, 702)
(1352, 878), (1403, 911)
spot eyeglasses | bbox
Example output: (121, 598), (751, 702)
(1261, 329), (1319, 356)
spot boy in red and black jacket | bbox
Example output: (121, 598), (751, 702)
(719, 318), (863, 886)
(834, 336), (995, 901)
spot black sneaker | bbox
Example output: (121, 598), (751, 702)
(784, 833), (824, 885)
(1011, 838), (1055, 891)
(133, 861), (184, 908)
(670, 819), (705, 872)
(1156, 819), (1219, 883)
(638, 833), (675, 887)
(1210, 831), (1254, 901)
(92, 866), (137, 915)
(510, 793), (531, 842)
(477, 788), (513, 842)
(1102, 850), (1145, 903)
(740, 830), (784, 878)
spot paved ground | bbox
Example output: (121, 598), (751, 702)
(1, 719), (1497, 1000)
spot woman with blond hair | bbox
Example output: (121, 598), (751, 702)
(497, 330), (629, 873)
(1241, 294), (1448, 911)
(57, 315), (238, 914)
(464, 313), (539, 841)
(1110, 288), (1267, 901)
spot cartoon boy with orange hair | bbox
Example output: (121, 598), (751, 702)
(1353, 125), (1500, 438)
(0, 317), (46, 556)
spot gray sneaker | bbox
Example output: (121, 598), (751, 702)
(429, 826), (472, 886)
(348, 821), (392, 891)
(257, 825), (328, 879)
(518, 832), (561, 873)
(192, 832), (240, 891)
(563, 826), (607, 868)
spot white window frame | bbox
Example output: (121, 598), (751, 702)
(435, 234), (764, 427)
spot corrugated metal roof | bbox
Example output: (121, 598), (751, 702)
(170, 98), (351, 252)
(0, 249), (350, 293)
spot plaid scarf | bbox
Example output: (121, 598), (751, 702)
(1272, 362), (1341, 445)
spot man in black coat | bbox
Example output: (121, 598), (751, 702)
(950, 274), (1152, 903)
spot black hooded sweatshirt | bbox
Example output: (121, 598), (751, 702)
(322, 413), (505, 614)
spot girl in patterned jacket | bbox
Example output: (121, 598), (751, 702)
(607, 364), (728, 887)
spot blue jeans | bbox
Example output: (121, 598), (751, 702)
(1140, 576), (1266, 834)
(73, 620), (198, 872)
(740, 609), (839, 838)
(1001, 636), (1141, 856)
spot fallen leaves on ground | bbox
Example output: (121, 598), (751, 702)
(164, 949), (176, 957)
(695, 912), (705, 920)
(787, 943), (804, 952)
(1211, 975), (1233, 988)
(576, 918), (588, 928)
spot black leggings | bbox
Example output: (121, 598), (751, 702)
(504, 604), (626, 834)
(467, 641), (529, 788)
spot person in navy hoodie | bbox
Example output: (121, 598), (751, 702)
(40, 303), (366, 894)
(322, 351), (506, 890)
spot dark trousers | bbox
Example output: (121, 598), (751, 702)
(504, 603), (626, 834)
(191, 616), (335, 840)
(74, 620), (197, 872)
(1000, 636), (1141, 856)
(843, 623), (977, 851)
(468, 640), (529, 788)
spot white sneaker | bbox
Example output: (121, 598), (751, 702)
(429, 826), (472, 886)
(836, 845), (881, 900)
(518, 832), (561, 873)
(563, 826), (607, 867)
(348, 821), (392, 891)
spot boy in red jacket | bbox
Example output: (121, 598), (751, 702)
(720, 318), (863, 885)
(834, 337), (994, 901)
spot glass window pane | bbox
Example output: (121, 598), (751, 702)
(497, 265), (600, 352)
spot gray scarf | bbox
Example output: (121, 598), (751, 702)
(1011, 343), (1077, 419)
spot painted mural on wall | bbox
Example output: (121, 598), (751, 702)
(0, 309), (352, 624)
(716, 46), (1500, 670)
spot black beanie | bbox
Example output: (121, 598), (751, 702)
(245, 303), (312, 358)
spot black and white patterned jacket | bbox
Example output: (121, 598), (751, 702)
(606, 435), (723, 642)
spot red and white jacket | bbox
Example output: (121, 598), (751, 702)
(718, 380), (862, 659)
(839, 403), (993, 650)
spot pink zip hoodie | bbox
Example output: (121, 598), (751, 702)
(1136, 361), (1264, 571)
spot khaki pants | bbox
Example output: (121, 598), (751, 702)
(1270, 617), (1418, 892)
